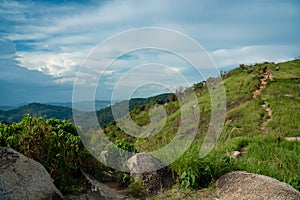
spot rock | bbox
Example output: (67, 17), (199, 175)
(216, 171), (300, 200)
(0, 147), (63, 200)
(125, 153), (175, 195)
(285, 137), (300, 141)
(275, 66), (280, 71)
(284, 94), (294, 98)
(99, 150), (109, 165)
(230, 151), (241, 158)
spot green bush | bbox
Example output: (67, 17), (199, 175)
(0, 115), (94, 194)
(128, 180), (148, 197)
(288, 177), (300, 191)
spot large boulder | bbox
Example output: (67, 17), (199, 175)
(0, 147), (63, 200)
(125, 153), (175, 195)
(216, 171), (300, 200)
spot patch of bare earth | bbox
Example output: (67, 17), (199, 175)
(253, 68), (273, 132)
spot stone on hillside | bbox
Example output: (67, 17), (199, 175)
(0, 147), (63, 200)
(216, 171), (300, 200)
(125, 153), (175, 195)
(285, 137), (300, 141)
(230, 151), (241, 158)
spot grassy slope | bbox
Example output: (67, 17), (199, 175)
(103, 60), (300, 198)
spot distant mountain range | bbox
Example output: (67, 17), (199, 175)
(0, 94), (170, 124)
(0, 100), (114, 112)
(46, 100), (113, 111)
(0, 103), (74, 123)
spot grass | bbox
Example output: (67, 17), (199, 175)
(1, 60), (299, 197)
(262, 79), (300, 136)
(150, 184), (217, 200)
(102, 59), (300, 195)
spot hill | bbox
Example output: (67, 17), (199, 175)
(94, 59), (300, 197)
(0, 103), (74, 123)
(0, 59), (299, 198)
(47, 100), (113, 112)
(0, 94), (170, 125)
(96, 93), (169, 127)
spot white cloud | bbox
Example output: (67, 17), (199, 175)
(16, 51), (81, 80)
(1, 0), (299, 103)
(211, 45), (299, 67)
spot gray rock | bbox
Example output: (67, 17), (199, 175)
(284, 94), (294, 98)
(230, 151), (241, 158)
(0, 147), (63, 200)
(99, 150), (109, 166)
(216, 171), (300, 200)
(125, 153), (175, 195)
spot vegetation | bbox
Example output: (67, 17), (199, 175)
(0, 59), (299, 197)
(0, 114), (106, 194)
(96, 93), (169, 126)
(101, 59), (300, 194)
(0, 103), (74, 123)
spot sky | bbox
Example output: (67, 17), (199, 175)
(0, 0), (299, 105)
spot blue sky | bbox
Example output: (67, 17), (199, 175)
(0, 0), (299, 105)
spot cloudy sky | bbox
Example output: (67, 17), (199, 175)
(0, 0), (299, 105)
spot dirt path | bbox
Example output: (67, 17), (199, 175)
(253, 68), (273, 99)
(253, 68), (273, 132)
(260, 102), (272, 132)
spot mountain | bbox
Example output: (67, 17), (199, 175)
(46, 100), (113, 111)
(96, 93), (169, 126)
(0, 106), (16, 111)
(0, 94), (170, 124)
(0, 103), (74, 123)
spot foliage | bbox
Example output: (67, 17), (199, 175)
(1, 59), (300, 197)
(180, 171), (198, 189)
(102, 59), (300, 193)
(128, 180), (148, 197)
(114, 138), (137, 153)
(0, 114), (97, 194)
(115, 172), (132, 187)
(288, 177), (300, 191)
(96, 94), (169, 127)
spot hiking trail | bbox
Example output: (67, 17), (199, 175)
(253, 67), (273, 132)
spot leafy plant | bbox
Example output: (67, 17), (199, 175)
(128, 180), (148, 197)
(288, 177), (300, 191)
(0, 115), (95, 194)
(180, 170), (198, 189)
(114, 138), (137, 152)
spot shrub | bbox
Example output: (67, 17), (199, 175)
(128, 180), (148, 197)
(0, 115), (93, 194)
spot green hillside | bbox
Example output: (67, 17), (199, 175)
(0, 59), (299, 198)
(100, 59), (300, 197)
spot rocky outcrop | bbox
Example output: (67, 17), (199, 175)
(216, 171), (300, 200)
(0, 147), (63, 200)
(125, 153), (175, 195)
